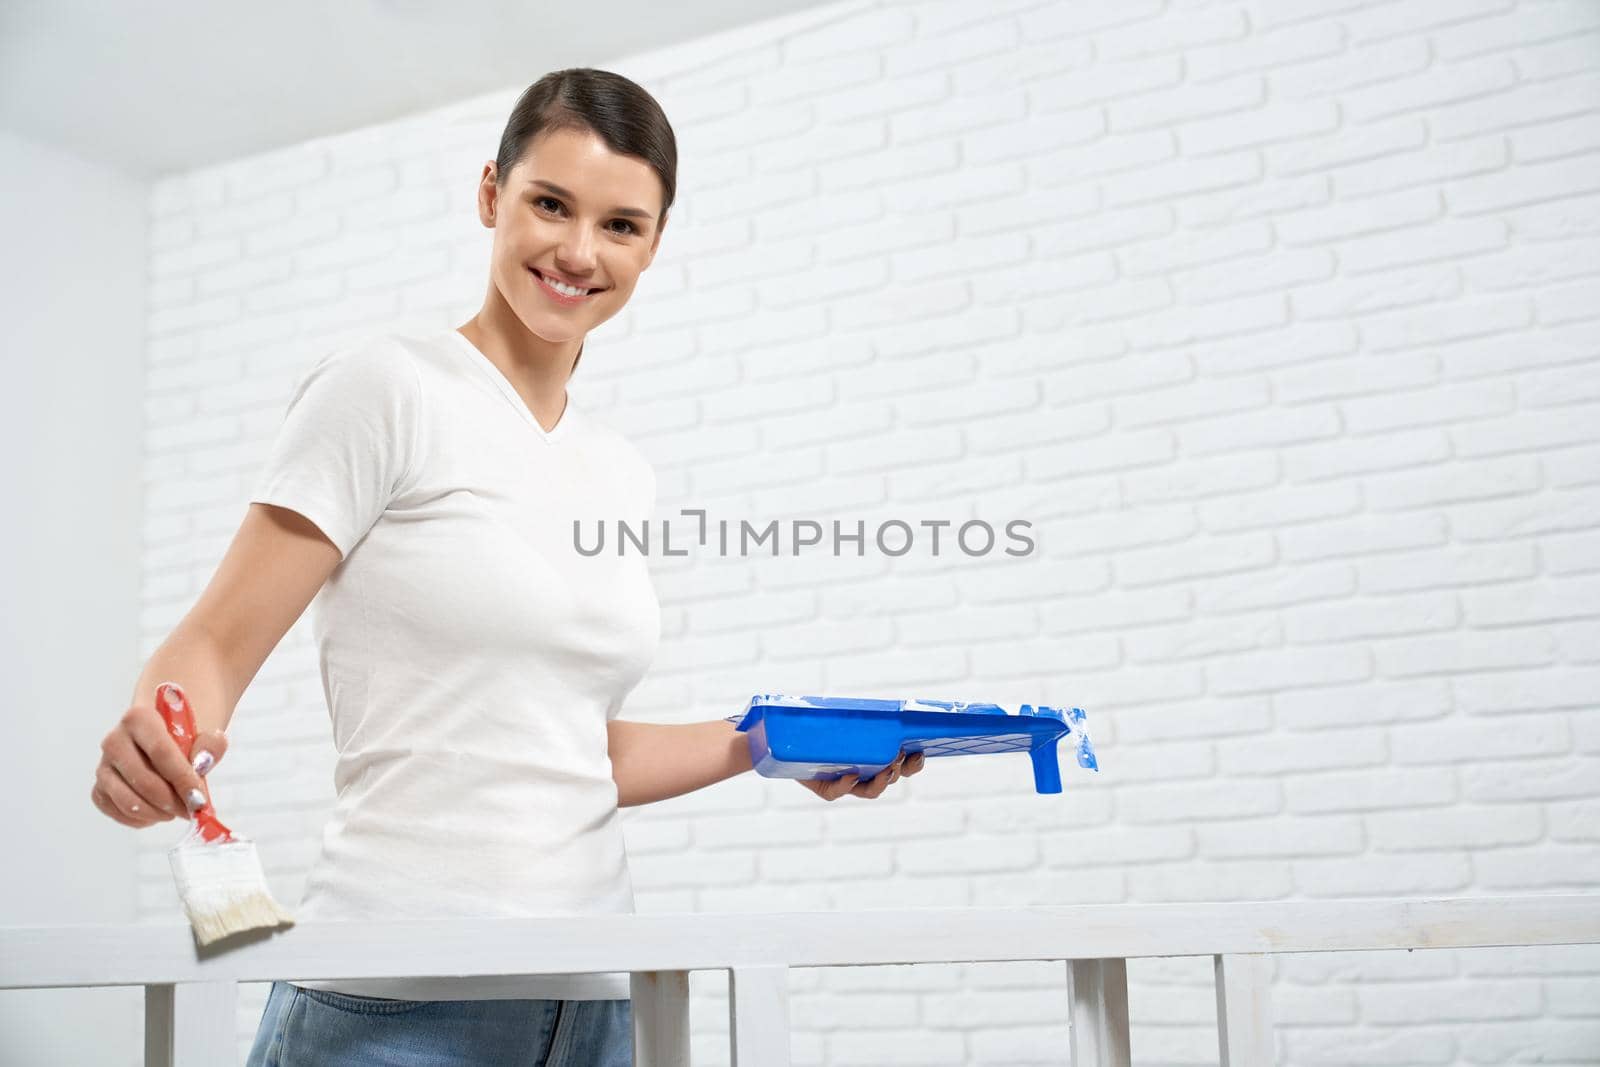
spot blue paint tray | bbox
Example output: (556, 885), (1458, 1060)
(726, 694), (1097, 794)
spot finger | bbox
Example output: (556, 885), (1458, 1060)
(90, 784), (145, 828)
(902, 751), (927, 776)
(124, 707), (206, 813)
(867, 756), (906, 795)
(109, 713), (184, 812)
(824, 773), (860, 801)
(800, 778), (844, 800)
(101, 738), (183, 818)
(95, 763), (172, 825)
(191, 729), (228, 777)
(100, 759), (175, 823)
(850, 764), (888, 798)
(857, 768), (894, 798)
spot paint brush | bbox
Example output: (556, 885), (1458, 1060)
(155, 681), (295, 946)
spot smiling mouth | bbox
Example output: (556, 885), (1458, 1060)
(531, 268), (604, 295)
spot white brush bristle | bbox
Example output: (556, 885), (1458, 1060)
(169, 840), (295, 946)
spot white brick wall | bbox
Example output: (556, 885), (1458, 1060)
(138, 0), (1600, 1063)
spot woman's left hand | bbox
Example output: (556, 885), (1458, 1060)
(799, 751), (927, 801)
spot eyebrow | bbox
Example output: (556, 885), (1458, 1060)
(527, 180), (653, 220)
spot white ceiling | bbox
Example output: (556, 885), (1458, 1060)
(0, 0), (830, 179)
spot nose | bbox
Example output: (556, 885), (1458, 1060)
(556, 229), (597, 275)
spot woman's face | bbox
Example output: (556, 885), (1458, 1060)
(479, 126), (666, 347)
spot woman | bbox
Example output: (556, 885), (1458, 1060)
(91, 68), (923, 1066)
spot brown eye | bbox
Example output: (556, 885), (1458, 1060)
(534, 196), (637, 236)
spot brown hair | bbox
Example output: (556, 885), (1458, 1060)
(494, 69), (678, 375)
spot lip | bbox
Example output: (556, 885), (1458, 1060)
(531, 266), (604, 294)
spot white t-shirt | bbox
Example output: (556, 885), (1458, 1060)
(248, 328), (660, 1001)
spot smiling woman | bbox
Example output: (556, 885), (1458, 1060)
(218, 68), (682, 1067)
(465, 68), (678, 387)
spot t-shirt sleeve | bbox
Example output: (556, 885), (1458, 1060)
(249, 342), (422, 562)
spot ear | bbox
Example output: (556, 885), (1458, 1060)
(476, 162), (499, 228)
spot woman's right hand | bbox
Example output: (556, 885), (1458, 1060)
(92, 701), (228, 829)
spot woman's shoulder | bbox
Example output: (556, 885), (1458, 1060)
(302, 330), (426, 387)
(273, 333), (425, 421)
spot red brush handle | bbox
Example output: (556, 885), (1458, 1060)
(154, 682), (234, 844)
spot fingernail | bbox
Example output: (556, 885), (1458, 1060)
(192, 751), (214, 776)
(185, 788), (206, 811)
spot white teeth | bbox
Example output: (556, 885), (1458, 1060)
(537, 271), (590, 297)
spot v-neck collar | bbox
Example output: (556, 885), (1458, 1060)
(446, 328), (577, 442)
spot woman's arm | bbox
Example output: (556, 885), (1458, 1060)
(607, 719), (753, 807)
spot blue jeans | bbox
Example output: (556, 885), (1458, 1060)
(245, 981), (632, 1066)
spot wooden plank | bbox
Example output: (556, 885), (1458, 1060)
(1069, 958), (1130, 1067)
(1215, 954), (1274, 1067)
(730, 965), (790, 1067)
(6, 896), (1598, 990)
(632, 970), (690, 1067)
(144, 981), (237, 1067)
